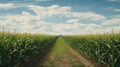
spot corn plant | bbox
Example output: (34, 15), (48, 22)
(64, 33), (120, 67)
(0, 32), (57, 67)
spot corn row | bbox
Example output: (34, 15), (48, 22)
(0, 32), (57, 67)
(64, 33), (120, 67)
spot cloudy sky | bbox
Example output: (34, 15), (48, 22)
(0, 0), (120, 35)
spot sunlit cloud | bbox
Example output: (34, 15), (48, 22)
(0, 2), (119, 35)
(0, 3), (14, 9)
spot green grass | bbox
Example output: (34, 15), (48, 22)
(51, 37), (69, 56)
(38, 37), (85, 67)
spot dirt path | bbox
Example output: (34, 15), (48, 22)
(36, 37), (93, 67)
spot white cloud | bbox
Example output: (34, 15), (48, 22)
(49, 23), (102, 35)
(115, 15), (120, 18)
(104, 7), (120, 12)
(0, 13), (103, 35)
(102, 26), (120, 33)
(0, 11), (45, 33)
(28, 5), (71, 18)
(0, 11), (42, 23)
(71, 12), (106, 21)
(109, 26), (120, 33)
(102, 18), (120, 25)
(67, 19), (79, 23)
(0, 3), (14, 9)
(1, 5), (119, 35)
(28, 5), (106, 21)
(107, 0), (120, 1)
(113, 9), (120, 12)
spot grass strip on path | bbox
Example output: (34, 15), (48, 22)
(37, 37), (85, 67)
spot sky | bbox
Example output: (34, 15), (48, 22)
(0, 0), (120, 35)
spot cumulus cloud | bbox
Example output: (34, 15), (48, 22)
(0, 4), (119, 35)
(67, 19), (79, 23)
(72, 12), (106, 21)
(0, 11), (44, 32)
(102, 18), (120, 25)
(0, 13), (103, 35)
(0, 3), (14, 9)
(28, 5), (106, 21)
(27, 5), (71, 18)
(102, 26), (120, 34)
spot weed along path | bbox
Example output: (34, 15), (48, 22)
(37, 37), (92, 67)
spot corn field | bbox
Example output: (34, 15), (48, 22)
(0, 32), (120, 67)
(64, 33), (120, 67)
(0, 32), (57, 67)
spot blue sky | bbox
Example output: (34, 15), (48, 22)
(0, 0), (120, 35)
